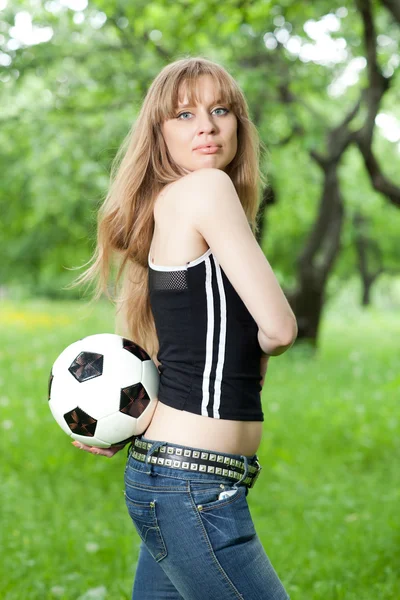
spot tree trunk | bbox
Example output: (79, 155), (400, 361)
(353, 212), (383, 307)
(255, 181), (277, 245)
(288, 160), (344, 345)
(362, 280), (372, 306)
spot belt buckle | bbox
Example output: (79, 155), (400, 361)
(249, 459), (262, 488)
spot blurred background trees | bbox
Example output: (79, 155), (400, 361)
(1, 0), (399, 344)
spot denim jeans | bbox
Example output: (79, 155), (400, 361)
(124, 434), (289, 600)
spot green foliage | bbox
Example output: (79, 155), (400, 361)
(0, 0), (399, 301)
(0, 297), (399, 599)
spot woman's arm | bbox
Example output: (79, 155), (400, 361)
(258, 326), (296, 357)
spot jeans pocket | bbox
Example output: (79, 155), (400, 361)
(190, 482), (256, 552)
(124, 495), (168, 562)
(190, 481), (245, 512)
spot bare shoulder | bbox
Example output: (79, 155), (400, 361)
(168, 168), (236, 219)
(178, 168), (234, 193)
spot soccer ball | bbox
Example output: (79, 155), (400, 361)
(48, 333), (159, 448)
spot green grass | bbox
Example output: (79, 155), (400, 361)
(0, 297), (399, 599)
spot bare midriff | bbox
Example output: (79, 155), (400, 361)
(144, 400), (263, 457)
(145, 181), (263, 457)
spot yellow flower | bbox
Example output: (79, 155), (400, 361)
(0, 309), (72, 328)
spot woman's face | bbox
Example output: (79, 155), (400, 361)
(161, 74), (238, 174)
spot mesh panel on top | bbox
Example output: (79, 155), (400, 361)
(148, 268), (189, 292)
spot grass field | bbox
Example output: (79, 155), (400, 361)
(0, 296), (399, 599)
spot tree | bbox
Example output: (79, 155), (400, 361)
(1, 0), (399, 344)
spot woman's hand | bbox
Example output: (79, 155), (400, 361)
(72, 440), (129, 457)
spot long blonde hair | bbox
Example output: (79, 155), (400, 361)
(66, 56), (267, 365)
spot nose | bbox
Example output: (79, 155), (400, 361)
(196, 110), (217, 134)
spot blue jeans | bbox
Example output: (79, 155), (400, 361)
(123, 435), (289, 600)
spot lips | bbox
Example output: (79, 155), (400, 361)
(194, 145), (221, 154)
(194, 144), (221, 151)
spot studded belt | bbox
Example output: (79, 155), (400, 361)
(130, 437), (262, 489)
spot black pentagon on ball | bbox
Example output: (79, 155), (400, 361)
(122, 338), (151, 361)
(69, 352), (104, 382)
(64, 406), (97, 437)
(120, 383), (150, 418)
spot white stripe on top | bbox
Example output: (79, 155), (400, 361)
(201, 255), (214, 416)
(148, 248), (212, 271)
(200, 254), (227, 419)
(212, 257), (227, 418)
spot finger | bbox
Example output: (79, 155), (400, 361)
(94, 448), (114, 457)
(89, 447), (111, 457)
(72, 441), (123, 457)
(72, 441), (92, 452)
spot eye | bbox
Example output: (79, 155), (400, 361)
(176, 111), (192, 120)
(214, 107), (229, 116)
(176, 107), (230, 120)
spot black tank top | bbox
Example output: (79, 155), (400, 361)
(148, 247), (264, 421)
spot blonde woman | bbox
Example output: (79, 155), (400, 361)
(71, 56), (297, 599)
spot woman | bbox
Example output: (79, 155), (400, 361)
(70, 56), (297, 599)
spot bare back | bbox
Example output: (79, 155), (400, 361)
(145, 176), (263, 456)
